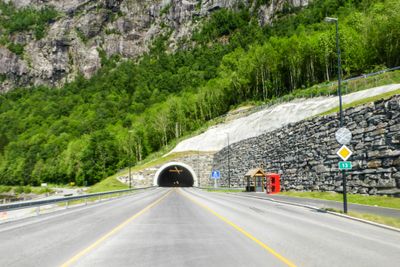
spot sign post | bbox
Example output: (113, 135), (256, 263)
(336, 138), (353, 214)
(211, 170), (220, 188)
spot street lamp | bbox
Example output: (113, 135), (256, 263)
(225, 132), (230, 188)
(197, 149), (200, 187)
(324, 17), (344, 127)
(325, 17), (347, 213)
(128, 130), (134, 189)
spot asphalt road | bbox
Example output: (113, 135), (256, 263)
(0, 188), (399, 267)
(243, 192), (400, 218)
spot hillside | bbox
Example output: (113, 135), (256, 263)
(0, 0), (399, 186)
(171, 83), (400, 153)
(0, 0), (307, 92)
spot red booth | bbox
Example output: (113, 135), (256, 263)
(265, 173), (280, 194)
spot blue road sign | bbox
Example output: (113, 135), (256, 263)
(211, 170), (220, 179)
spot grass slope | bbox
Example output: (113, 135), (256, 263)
(280, 191), (400, 210)
(88, 174), (128, 193)
(325, 208), (400, 229)
(319, 88), (400, 116)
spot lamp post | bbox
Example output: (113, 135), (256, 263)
(225, 132), (230, 188)
(324, 17), (343, 125)
(197, 149), (200, 187)
(128, 130), (134, 189)
(325, 17), (347, 213)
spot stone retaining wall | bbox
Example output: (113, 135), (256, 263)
(212, 95), (400, 196)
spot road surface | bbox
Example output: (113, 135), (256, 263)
(243, 192), (400, 218)
(0, 188), (399, 267)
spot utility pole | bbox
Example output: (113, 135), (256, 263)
(225, 132), (230, 188)
(197, 150), (200, 187)
(128, 130), (134, 189)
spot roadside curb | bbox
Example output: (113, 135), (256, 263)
(324, 210), (400, 233)
(224, 192), (400, 233)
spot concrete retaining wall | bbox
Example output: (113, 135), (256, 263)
(119, 152), (215, 187)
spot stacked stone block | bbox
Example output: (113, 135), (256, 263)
(212, 95), (400, 196)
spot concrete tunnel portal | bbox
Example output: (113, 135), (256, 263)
(154, 162), (198, 187)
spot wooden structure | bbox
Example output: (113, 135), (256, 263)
(244, 168), (266, 192)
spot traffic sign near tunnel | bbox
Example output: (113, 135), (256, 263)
(335, 127), (352, 145)
(338, 161), (352, 170)
(211, 170), (220, 179)
(337, 145), (353, 161)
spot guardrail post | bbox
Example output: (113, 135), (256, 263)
(66, 201), (69, 209)
(36, 206), (40, 216)
(85, 197), (88, 206)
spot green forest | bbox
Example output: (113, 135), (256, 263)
(0, 2), (58, 54)
(0, 0), (399, 186)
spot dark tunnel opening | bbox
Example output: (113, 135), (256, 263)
(157, 165), (194, 187)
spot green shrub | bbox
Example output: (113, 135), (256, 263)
(23, 186), (32, 194)
(0, 3), (58, 40)
(75, 28), (88, 43)
(0, 74), (6, 83)
(160, 3), (172, 16)
(14, 186), (24, 194)
(0, 185), (11, 193)
(7, 43), (24, 56)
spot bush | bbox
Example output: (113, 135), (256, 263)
(0, 3), (58, 40)
(14, 186), (24, 194)
(7, 43), (24, 56)
(23, 186), (32, 194)
(0, 185), (11, 193)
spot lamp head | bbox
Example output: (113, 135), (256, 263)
(324, 17), (338, 23)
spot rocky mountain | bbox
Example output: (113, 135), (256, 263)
(0, 0), (308, 92)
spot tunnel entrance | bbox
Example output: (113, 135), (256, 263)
(154, 162), (198, 187)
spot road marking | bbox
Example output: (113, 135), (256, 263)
(61, 189), (172, 267)
(179, 189), (297, 267)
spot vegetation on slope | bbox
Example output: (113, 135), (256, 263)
(324, 208), (400, 229)
(0, 1), (58, 55)
(343, 211), (400, 229)
(319, 87), (400, 116)
(87, 174), (128, 193)
(280, 191), (400, 210)
(0, 0), (399, 186)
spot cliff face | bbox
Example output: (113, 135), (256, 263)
(0, 0), (308, 92)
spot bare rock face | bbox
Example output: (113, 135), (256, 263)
(0, 47), (30, 92)
(257, 0), (309, 26)
(0, 0), (308, 92)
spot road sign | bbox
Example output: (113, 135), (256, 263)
(337, 145), (353, 161)
(211, 170), (220, 179)
(338, 161), (352, 170)
(335, 127), (352, 145)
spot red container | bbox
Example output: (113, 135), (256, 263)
(266, 173), (280, 194)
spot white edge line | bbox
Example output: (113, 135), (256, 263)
(204, 190), (400, 234)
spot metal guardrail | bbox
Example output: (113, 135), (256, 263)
(343, 66), (400, 83)
(0, 187), (155, 212)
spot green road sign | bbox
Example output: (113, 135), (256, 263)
(338, 161), (352, 170)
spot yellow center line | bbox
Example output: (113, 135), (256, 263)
(61, 189), (172, 267)
(178, 189), (297, 267)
